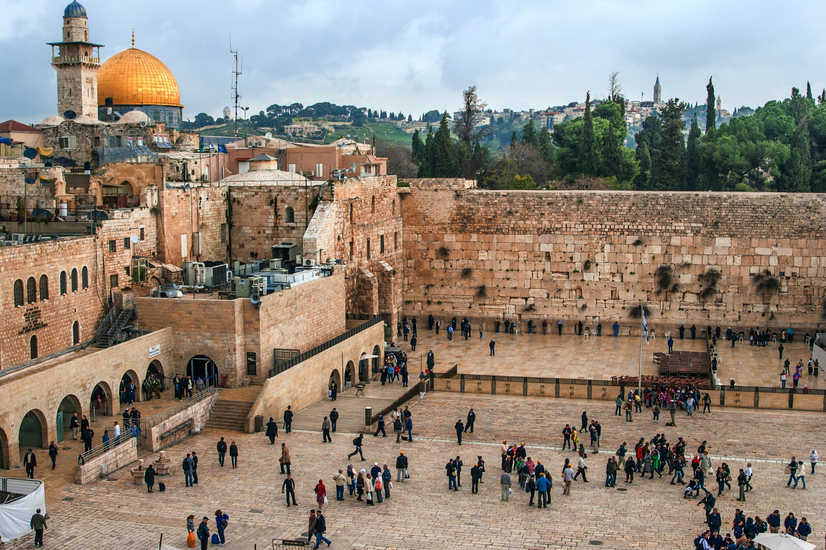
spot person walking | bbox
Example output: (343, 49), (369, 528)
(229, 441), (239, 469)
(333, 469), (346, 501)
(144, 462), (156, 493)
(197, 517), (210, 550)
(465, 409), (476, 433)
(365, 474), (375, 505)
(330, 408), (339, 432)
(793, 460), (806, 489)
(348, 433), (365, 461)
(214, 510), (229, 547)
(283, 405), (294, 433)
(396, 451), (408, 481)
(562, 425), (572, 450)
(563, 462), (575, 495)
(314, 510), (331, 549)
(217, 437), (227, 467)
(624, 400), (633, 422)
(624, 456), (635, 483)
(191, 451), (199, 485)
(810, 449), (818, 474)
(574, 454), (588, 482)
(786, 456), (798, 487)
(446, 458), (458, 491)
(471, 462), (482, 494)
(455, 420), (464, 445)
(322, 417), (332, 443)
(182, 453), (195, 487)
(615, 395), (623, 416)
(30, 508), (46, 547)
(393, 416), (403, 443)
(266, 417), (279, 443)
(500, 471), (512, 501)
(374, 415), (386, 437)
(282, 474), (298, 506)
(280, 443), (291, 474)
(70, 413), (80, 440)
(736, 469), (747, 501)
(489, 339), (495, 356)
(307, 510), (317, 544)
(48, 441), (58, 470)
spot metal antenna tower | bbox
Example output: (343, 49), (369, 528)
(231, 39), (242, 140)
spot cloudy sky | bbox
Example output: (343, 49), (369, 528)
(2, 0), (824, 125)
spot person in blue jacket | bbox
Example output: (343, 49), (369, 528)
(535, 472), (551, 508)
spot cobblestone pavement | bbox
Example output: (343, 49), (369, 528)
(4, 392), (823, 550)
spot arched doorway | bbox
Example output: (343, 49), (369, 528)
(345, 361), (354, 387)
(19, 409), (47, 450)
(120, 370), (141, 403)
(186, 355), (217, 387)
(56, 395), (81, 443)
(358, 352), (369, 383)
(147, 360), (165, 390)
(91, 381), (113, 418)
(329, 369), (342, 391)
(372, 345), (381, 376)
(0, 428), (8, 469)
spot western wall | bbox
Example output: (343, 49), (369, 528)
(400, 187), (826, 333)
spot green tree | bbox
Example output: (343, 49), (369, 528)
(650, 99), (687, 190)
(706, 77), (716, 134)
(537, 126), (554, 163)
(602, 121), (622, 178)
(635, 141), (651, 189)
(431, 112), (458, 177)
(577, 91), (598, 175)
(521, 119), (538, 148)
(454, 85), (492, 147)
(417, 127), (434, 177)
(411, 129), (424, 164)
(511, 130), (518, 148)
(784, 120), (812, 192)
(510, 174), (537, 189)
(686, 114), (701, 190)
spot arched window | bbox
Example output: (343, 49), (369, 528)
(82, 266), (89, 289)
(30, 335), (38, 360)
(13, 279), (24, 307)
(371, 196), (376, 213)
(72, 321), (80, 345)
(350, 203), (354, 223)
(285, 206), (295, 223)
(26, 277), (36, 304)
(39, 275), (49, 301)
(71, 268), (78, 292)
(60, 271), (67, 295)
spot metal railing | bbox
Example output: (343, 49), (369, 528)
(269, 316), (382, 377)
(78, 432), (136, 464)
(139, 387), (218, 433)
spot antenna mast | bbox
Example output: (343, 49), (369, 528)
(231, 40), (242, 140)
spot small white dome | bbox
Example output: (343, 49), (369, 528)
(41, 115), (65, 127)
(117, 111), (152, 124)
(74, 114), (100, 124)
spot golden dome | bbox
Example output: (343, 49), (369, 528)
(97, 47), (183, 108)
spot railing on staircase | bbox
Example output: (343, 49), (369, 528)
(268, 316), (382, 377)
(138, 387), (219, 435)
(95, 294), (136, 348)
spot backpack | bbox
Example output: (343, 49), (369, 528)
(211, 534), (220, 544)
(353, 438), (359, 446)
(158, 482), (165, 492)
(221, 517), (228, 528)
(693, 536), (704, 550)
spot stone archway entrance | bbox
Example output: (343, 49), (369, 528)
(120, 370), (141, 404)
(56, 395), (81, 443)
(91, 381), (113, 418)
(372, 345), (381, 376)
(19, 410), (47, 450)
(0, 428), (8, 469)
(147, 360), (165, 390)
(345, 361), (355, 387)
(186, 355), (218, 387)
(329, 369), (342, 390)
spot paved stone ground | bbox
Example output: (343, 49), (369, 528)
(409, 328), (824, 389)
(4, 391), (823, 550)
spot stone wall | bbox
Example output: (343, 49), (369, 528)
(142, 390), (217, 452)
(156, 185), (226, 265)
(244, 320), (385, 431)
(402, 178), (477, 190)
(75, 437), (137, 485)
(135, 271), (346, 386)
(401, 190), (826, 333)
(0, 167), (59, 211)
(0, 328), (174, 468)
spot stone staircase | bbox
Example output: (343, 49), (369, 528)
(203, 387), (261, 432)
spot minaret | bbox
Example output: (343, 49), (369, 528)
(653, 75), (662, 105)
(716, 96), (722, 114)
(48, 1), (103, 119)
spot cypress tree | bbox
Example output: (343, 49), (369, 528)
(806, 81), (813, 100)
(705, 77), (716, 134)
(785, 120), (812, 192)
(685, 114), (701, 190)
(511, 130), (518, 148)
(417, 127), (435, 177)
(650, 99), (687, 191)
(431, 113), (457, 177)
(577, 91), (598, 175)
(411, 129), (424, 165)
(537, 126), (554, 162)
(521, 119), (538, 148)
(603, 121), (621, 178)
(635, 141), (651, 189)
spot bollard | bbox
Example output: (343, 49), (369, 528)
(364, 407), (372, 429)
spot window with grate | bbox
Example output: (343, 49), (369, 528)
(39, 275), (49, 301)
(60, 271), (67, 295)
(26, 277), (36, 304)
(109, 240), (116, 252)
(110, 274), (118, 289)
(82, 266), (89, 289)
(13, 279), (24, 307)
(71, 268), (78, 292)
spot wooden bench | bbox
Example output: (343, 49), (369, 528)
(273, 539), (309, 548)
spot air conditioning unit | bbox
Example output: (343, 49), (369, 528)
(303, 258), (316, 267)
(295, 254), (303, 265)
(11, 234), (25, 243)
(268, 259), (283, 270)
(304, 170), (315, 177)
(203, 262), (228, 288)
(232, 276), (266, 298)
(183, 261), (206, 286)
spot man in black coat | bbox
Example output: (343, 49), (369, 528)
(455, 420), (464, 445)
(283, 406), (293, 433)
(265, 417), (279, 444)
(281, 474), (297, 506)
(329, 408), (339, 432)
(470, 462), (481, 493)
(144, 463), (156, 492)
(465, 409), (476, 433)
(347, 434), (364, 460)
(24, 449), (36, 479)
(216, 437), (227, 466)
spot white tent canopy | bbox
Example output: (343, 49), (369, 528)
(753, 533), (815, 550)
(0, 479), (46, 543)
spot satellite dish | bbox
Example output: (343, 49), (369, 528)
(130, 234), (140, 244)
(63, 110), (77, 120)
(265, 132), (272, 140)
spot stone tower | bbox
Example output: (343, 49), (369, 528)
(716, 96), (722, 114)
(48, 1), (103, 120)
(653, 75), (662, 105)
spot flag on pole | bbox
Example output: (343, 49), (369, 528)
(642, 309), (649, 345)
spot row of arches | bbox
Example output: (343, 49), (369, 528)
(340, 345), (382, 386)
(11, 267), (89, 308)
